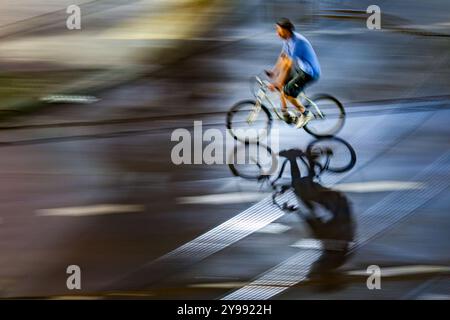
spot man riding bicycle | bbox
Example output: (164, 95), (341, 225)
(267, 18), (321, 128)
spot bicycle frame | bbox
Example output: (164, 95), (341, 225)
(248, 76), (324, 124)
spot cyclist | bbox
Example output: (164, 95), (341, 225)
(267, 18), (321, 128)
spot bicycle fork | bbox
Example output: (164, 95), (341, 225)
(247, 94), (263, 124)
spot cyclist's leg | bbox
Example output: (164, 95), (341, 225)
(280, 68), (295, 118)
(286, 95), (305, 113)
(283, 69), (314, 113)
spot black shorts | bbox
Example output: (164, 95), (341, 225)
(283, 68), (315, 98)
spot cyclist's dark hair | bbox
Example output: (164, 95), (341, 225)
(276, 18), (295, 32)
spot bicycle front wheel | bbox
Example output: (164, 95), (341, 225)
(303, 94), (345, 137)
(226, 100), (272, 143)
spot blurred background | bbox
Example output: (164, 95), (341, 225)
(0, 0), (449, 299)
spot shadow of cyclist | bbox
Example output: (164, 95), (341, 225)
(299, 178), (355, 291)
(278, 141), (356, 291)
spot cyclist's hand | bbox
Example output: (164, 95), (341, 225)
(264, 69), (274, 78)
(268, 83), (281, 92)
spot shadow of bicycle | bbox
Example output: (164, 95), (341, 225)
(228, 136), (357, 290)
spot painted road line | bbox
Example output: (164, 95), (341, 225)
(347, 265), (450, 277)
(257, 223), (291, 235)
(290, 239), (352, 251)
(36, 204), (145, 217)
(290, 239), (323, 250)
(334, 181), (425, 193)
(177, 192), (270, 205)
(162, 196), (285, 261)
(189, 282), (248, 289)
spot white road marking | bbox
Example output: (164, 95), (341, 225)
(40, 95), (99, 104)
(290, 239), (323, 250)
(35, 204), (145, 217)
(334, 181), (425, 193)
(347, 265), (450, 277)
(257, 223), (291, 234)
(177, 192), (270, 205)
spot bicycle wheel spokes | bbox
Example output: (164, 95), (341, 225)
(304, 94), (345, 137)
(227, 100), (271, 143)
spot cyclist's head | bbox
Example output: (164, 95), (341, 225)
(276, 17), (295, 39)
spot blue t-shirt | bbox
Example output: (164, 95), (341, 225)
(282, 32), (321, 79)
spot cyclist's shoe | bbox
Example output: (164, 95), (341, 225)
(296, 111), (314, 128)
(295, 114), (305, 128)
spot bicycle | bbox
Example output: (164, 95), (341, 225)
(226, 73), (346, 143)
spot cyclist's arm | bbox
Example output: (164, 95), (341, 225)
(270, 52), (286, 77)
(274, 55), (292, 89)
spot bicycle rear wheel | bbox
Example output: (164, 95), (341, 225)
(306, 137), (356, 173)
(226, 100), (272, 143)
(228, 143), (278, 180)
(303, 94), (345, 137)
